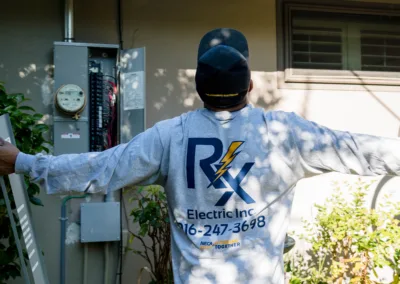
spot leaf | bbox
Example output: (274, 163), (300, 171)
(18, 106), (35, 112)
(8, 93), (24, 101)
(139, 224), (149, 236)
(289, 277), (302, 284)
(29, 195), (44, 206)
(0, 249), (11, 265)
(128, 234), (134, 244)
(4, 105), (16, 112)
(32, 113), (43, 120)
(350, 277), (361, 283)
(137, 266), (153, 284)
(8, 267), (21, 279)
(33, 124), (49, 132)
(41, 146), (50, 153)
(27, 183), (40, 196)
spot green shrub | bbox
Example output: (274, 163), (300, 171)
(0, 82), (51, 284)
(285, 179), (400, 284)
(126, 185), (173, 284)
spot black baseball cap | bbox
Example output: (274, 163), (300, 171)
(195, 28), (251, 109)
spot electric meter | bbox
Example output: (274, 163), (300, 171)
(55, 84), (86, 118)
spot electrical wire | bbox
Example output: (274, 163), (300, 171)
(117, 187), (123, 284)
(117, 79), (123, 284)
(117, 0), (123, 50)
(116, 0), (123, 280)
(103, 75), (117, 82)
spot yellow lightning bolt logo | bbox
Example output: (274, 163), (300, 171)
(213, 141), (244, 184)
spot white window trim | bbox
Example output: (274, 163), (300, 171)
(284, 68), (400, 86)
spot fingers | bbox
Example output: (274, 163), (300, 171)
(0, 137), (11, 147)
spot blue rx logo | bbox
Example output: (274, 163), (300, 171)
(187, 138), (256, 206)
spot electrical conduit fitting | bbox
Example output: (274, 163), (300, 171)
(60, 194), (89, 284)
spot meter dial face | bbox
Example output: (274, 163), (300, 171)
(56, 84), (86, 113)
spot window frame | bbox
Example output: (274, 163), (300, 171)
(278, 1), (400, 86)
(290, 19), (347, 71)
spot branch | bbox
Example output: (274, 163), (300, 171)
(128, 229), (153, 251)
(127, 229), (154, 273)
(154, 228), (161, 245)
(151, 229), (158, 267)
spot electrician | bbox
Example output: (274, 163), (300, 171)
(2, 28), (400, 283)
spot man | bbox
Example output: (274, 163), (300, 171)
(1, 28), (400, 283)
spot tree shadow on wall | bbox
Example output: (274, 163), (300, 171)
(148, 68), (282, 123)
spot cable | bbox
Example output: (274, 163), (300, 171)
(116, 0), (123, 280)
(119, 192), (132, 278)
(103, 75), (117, 82)
(117, 188), (123, 284)
(112, 84), (122, 284)
(117, 0), (123, 49)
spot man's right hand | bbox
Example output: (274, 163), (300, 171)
(0, 138), (20, 176)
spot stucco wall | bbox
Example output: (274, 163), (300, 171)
(2, 0), (400, 283)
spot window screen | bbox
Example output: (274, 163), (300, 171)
(288, 9), (400, 73)
(361, 30), (400, 72)
(292, 26), (343, 70)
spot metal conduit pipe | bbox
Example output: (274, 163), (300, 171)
(83, 243), (89, 284)
(104, 191), (115, 284)
(60, 195), (88, 284)
(64, 0), (74, 42)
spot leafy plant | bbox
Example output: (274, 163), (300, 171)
(285, 179), (400, 284)
(126, 185), (173, 284)
(0, 82), (51, 284)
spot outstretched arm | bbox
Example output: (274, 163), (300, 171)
(3, 125), (164, 194)
(286, 112), (400, 177)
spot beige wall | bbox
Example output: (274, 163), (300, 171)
(2, 0), (400, 283)
(120, 0), (278, 127)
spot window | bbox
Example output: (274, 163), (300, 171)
(281, 3), (400, 85)
(292, 25), (343, 70)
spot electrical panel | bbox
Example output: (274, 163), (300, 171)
(87, 49), (118, 152)
(53, 42), (146, 243)
(53, 42), (146, 154)
(53, 42), (121, 155)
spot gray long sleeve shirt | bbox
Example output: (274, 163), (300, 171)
(15, 104), (400, 283)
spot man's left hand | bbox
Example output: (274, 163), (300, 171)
(0, 138), (20, 176)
